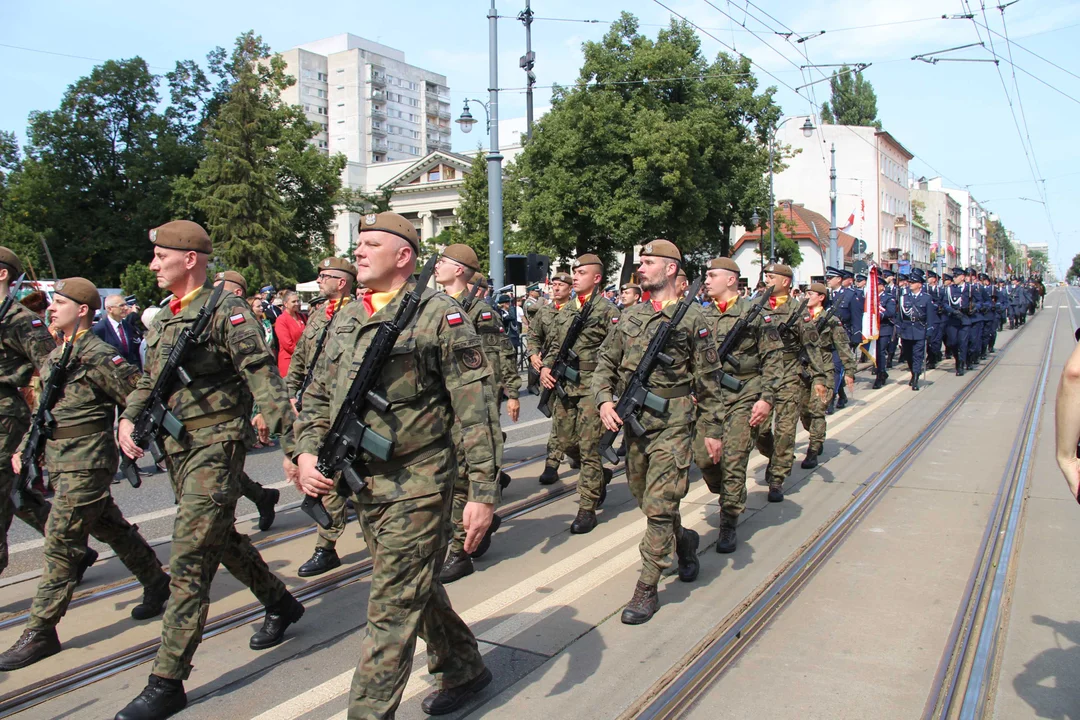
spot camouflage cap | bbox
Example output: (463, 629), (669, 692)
(707, 257), (740, 274)
(763, 262), (794, 279)
(470, 271), (488, 288)
(150, 220), (212, 254)
(54, 277), (101, 311)
(0, 247), (23, 277)
(359, 211), (420, 253)
(640, 239), (681, 262)
(573, 253), (603, 269)
(808, 282), (828, 295)
(215, 270), (248, 294)
(318, 256), (358, 278)
(551, 271), (572, 285)
(441, 243), (481, 273)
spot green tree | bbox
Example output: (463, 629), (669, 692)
(437, 151), (523, 273)
(1066, 253), (1080, 282)
(120, 262), (165, 308)
(820, 66), (881, 129)
(339, 186), (394, 256)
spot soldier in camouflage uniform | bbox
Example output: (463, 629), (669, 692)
(527, 272), (579, 483)
(115, 221), (303, 720)
(799, 283), (856, 470)
(753, 263), (830, 502)
(541, 254), (619, 534)
(281, 257), (357, 578)
(293, 213), (500, 719)
(594, 241), (724, 625)
(0, 248), (63, 579)
(434, 244), (518, 583)
(0, 279), (171, 671)
(693, 258), (783, 553)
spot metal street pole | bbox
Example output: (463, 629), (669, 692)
(829, 143), (838, 269)
(519, 0), (535, 139)
(768, 135), (776, 262)
(487, 0), (505, 290)
(937, 211), (944, 279)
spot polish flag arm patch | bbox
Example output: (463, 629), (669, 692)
(698, 327), (709, 338)
(229, 313), (246, 326)
(112, 355), (125, 366)
(30, 319), (43, 327)
(480, 311), (493, 321)
(611, 316), (619, 324)
(446, 312), (464, 327)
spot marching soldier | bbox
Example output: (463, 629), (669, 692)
(944, 268), (972, 375)
(0, 279), (171, 671)
(873, 278), (896, 390)
(898, 269), (937, 390)
(965, 268), (984, 367)
(523, 284), (542, 395)
(754, 263), (830, 501)
(281, 258), (357, 578)
(924, 270), (945, 370)
(882, 269), (901, 369)
(541, 253), (618, 534)
(694, 257), (782, 553)
(800, 283), (856, 469)
(823, 267), (853, 412)
(293, 212), (499, 718)
(619, 282), (642, 309)
(594, 240), (723, 624)
(116, 221), (303, 720)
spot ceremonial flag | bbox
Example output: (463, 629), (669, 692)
(840, 207), (857, 233)
(861, 265), (880, 364)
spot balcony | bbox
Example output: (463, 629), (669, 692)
(370, 122), (386, 136)
(370, 88), (385, 101)
(370, 107), (386, 120)
(370, 71), (386, 87)
(437, 107), (451, 120)
(372, 138), (389, 152)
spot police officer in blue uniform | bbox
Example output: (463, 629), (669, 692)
(965, 268), (984, 367)
(924, 270), (945, 370)
(824, 266), (853, 412)
(898, 269), (937, 391)
(874, 277), (896, 390)
(944, 267), (972, 375)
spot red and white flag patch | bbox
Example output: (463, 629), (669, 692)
(698, 327), (709, 338)
(446, 312), (464, 327)
(229, 313), (246, 326)
(611, 316), (619, 324)
(112, 355), (125, 366)
(480, 311), (492, 321)
(30, 319), (43, 327)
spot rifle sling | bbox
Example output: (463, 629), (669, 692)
(51, 419), (112, 440)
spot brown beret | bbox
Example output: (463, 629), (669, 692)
(677, 267), (687, 279)
(471, 271), (488, 288)
(317, 256), (357, 279)
(640, 239), (681, 262)
(0, 247), (23, 277)
(708, 257), (740, 274)
(359, 211), (420, 253)
(551, 272), (572, 285)
(808, 282), (828, 295)
(150, 220), (212, 254)
(215, 270), (247, 295)
(621, 283), (641, 292)
(763, 262), (794, 279)
(54, 277), (101, 311)
(441, 244), (480, 273)
(573, 253), (602, 269)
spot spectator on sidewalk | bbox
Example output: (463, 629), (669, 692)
(273, 290), (305, 376)
(1055, 331), (1080, 503)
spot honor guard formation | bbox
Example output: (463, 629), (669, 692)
(0, 216), (1049, 720)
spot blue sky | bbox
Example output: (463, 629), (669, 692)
(3, 0), (1078, 275)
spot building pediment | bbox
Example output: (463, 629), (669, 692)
(379, 150), (475, 192)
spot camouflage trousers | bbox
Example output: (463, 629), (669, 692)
(625, 423), (692, 586)
(29, 470), (167, 630)
(546, 394), (580, 470)
(0, 415), (49, 576)
(238, 471), (271, 507)
(755, 377), (805, 487)
(348, 447), (486, 720)
(552, 393), (606, 510)
(798, 375), (834, 454)
(314, 491), (350, 550)
(693, 383), (759, 520)
(153, 441), (287, 680)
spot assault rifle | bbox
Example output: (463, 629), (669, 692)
(711, 286), (773, 393)
(295, 298), (342, 413)
(458, 280), (483, 314)
(0, 274), (27, 329)
(777, 297), (809, 355)
(300, 255), (438, 529)
(537, 291), (600, 418)
(13, 335), (74, 511)
(119, 281), (227, 488)
(597, 278), (701, 464)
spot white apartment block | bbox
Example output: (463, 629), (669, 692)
(279, 34), (452, 165)
(925, 178), (989, 270)
(909, 179), (962, 271)
(772, 121), (915, 270)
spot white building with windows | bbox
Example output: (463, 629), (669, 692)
(924, 178), (989, 270)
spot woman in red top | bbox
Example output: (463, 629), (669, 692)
(273, 290), (305, 376)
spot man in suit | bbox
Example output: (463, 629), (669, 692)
(92, 295), (141, 369)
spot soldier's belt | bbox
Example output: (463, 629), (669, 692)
(184, 408), (246, 431)
(782, 352), (801, 362)
(51, 419), (113, 439)
(648, 384), (692, 400)
(359, 440), (446, 476)
(576, 362), (597, 372)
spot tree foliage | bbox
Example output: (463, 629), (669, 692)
(820, 66), (881, 129)
(1067, 253), (1080, 282)
(120, 262), (165, 309)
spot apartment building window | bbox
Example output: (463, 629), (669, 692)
(317, 72), (328, 81)
(444, 167), (455, 180)
(317, 89), (327, 99)
(317, 107), (328, 115)
(428, 169), (441, 182)
(317, 140), (328, 149)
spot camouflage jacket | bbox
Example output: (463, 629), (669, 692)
(702, 295), (784, 407)
(285, 297), (349, 398)
(0, 303), (55, 426)
(525, 302), (559, 360)
(544, 295), (621, 399)
(463, 297), (521, 400)
(809, 309), (857, 381)
(766, 295), (829, 389)
(122, 284), (296, 456)
(592, 300), (724, 438)
(293, 280), (502, 504)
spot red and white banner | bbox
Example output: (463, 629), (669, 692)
(861, 265), (880, 364)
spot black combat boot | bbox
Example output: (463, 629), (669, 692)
(912, 374), (920, 391)
(0, 627), (61, 670)
(297, 547), (341, 578)
(825, 399), (836, 415)
(675, 528), (700, 582)
(440, 551), (475, 583)
(76, 546), (98, 586)
(115, 674), (187, 720)
(256, 488), (280, 532)
(420, 667), (493, 716)
(616, 439), (627, 457)
(538, 465), (559, 485)
(597, 467), (613, 508)
(567, 456), (580, 470)
(570, 508), (597, 535)
(249, 593), (304, 650)
(767, 482), (784, 503)
(872, 372), (885, 390)
(498, 471), (512, 489)
(836, 387), (848, 409)
(469, 514), (502, 559)
(801, 448), (820, 469)
(716, 514), (737, 554)
(620, 581), (659, 625)
(131, 575), (171, 621)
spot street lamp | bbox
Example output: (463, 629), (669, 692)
(455, 100), (480, 133)
(751, 209), (763, 280)
(768, 117), (816, 263)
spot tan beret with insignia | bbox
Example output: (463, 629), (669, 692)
(54, 277), (101, 311)
(471, 271), (488, 288)
(573, 253), (602, 269)
(621, 282), (641, 292)
(441, 244), (481, 273)
(550, 271), (572, 285)
(318, 256), (357, 278)
(809, 282), (828, 295)
(763, 262), (794, 279)
(360, 211), (420, 253)
(707, 257), (740, 274)
(0, 247), (23, 277)
(150, 220), (212, 254)
(640, 239), (682, 262)
(215, 270), (247, 295)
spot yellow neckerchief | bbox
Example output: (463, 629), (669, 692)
(650, 298), (677, 312)
(450, 289), (463, 300)
(770, 293), (790, 308)
(810, 305), (823, 319)
(575, 292), (592, 310)
(363, 287), (402, 317)
(73, 328), (91, 343)
(715, 295), (739, 314)
(169, 285), (205, 315)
